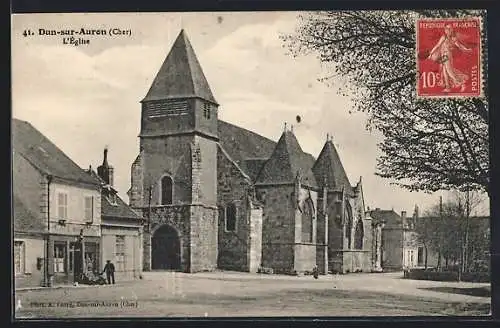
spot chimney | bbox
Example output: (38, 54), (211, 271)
(401, 211), (407, 219)
(97, 146), (113, 187)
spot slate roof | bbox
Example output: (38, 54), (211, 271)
(87, 169), (141, 220)
(243, 158), (269, 182)
(255, 131), (318, 188)
(13, 194), (45, 232)
(142, 29), (217, 104)
(369, 209), (402, 228)
(12, 119), (101, 186)
(312, 140), (353, 194)
(217, 120), (276, 165)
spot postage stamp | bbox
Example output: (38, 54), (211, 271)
(416, 17), (482, 98)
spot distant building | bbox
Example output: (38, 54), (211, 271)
(369, 208), (420, 270)
(87, 148), (143, 281)
(127, 29), (373, 275)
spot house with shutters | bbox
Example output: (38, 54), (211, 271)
(13, 119), (102, 287)
(13, 119), (144, 288)
(127, 29), (376, 275)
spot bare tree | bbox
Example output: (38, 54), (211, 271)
(282, 10), (489, 194)
(417, 191), (488, 277)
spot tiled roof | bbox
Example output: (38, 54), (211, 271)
(369, 209), (402, 227)
(13, 194), (45, 233)
(101, 193), (141, 220)
(142, 29), (217, 104)
(12, 119), (101, 186)
(255, 131), (318, 188)
(312, 140), (353, 194)
(87, 169), (141, 220)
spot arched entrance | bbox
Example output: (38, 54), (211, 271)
(151, 224), (181, 270)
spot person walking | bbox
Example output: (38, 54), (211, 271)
(102, 260), (115, 285)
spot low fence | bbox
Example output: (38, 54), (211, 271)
(404, 268), (490, 283)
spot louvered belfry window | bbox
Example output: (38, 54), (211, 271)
(146, 100), (189, 118)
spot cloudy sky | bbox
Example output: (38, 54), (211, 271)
(11, 12), (489, 215)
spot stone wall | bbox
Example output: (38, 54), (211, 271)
(248, 206), (263, 273)
(140, 136), (194, 204)
(129, 152), (144, 208)
(190, 205), (218, 272)
(217, 146), (254, 271)
(382, 228), (404, 270)
(294, 244), (317, 273)
(257, 185), (295, 272)
(146, 205), (192, 272)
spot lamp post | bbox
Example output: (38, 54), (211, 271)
(45, 174), (53, 287)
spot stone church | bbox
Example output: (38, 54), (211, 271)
(127, 30), (374, 275)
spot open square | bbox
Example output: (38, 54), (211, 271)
(15, 272), (490, 318)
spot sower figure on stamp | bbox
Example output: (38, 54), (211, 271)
(427, 24), (473, 93)
(102, 260), (115, 284)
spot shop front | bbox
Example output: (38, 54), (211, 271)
(50, 234), (101, 284)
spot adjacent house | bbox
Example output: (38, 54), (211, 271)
(13, 119), (144, 288)
(13, 119), (102, 287)
(87, 148), (143, 281)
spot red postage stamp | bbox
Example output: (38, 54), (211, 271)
(416, 17), (482, 98)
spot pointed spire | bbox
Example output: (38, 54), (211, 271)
(284, 122), (287, 132)
(255, 129), (317, 187)
(312, 135), (352, 193)
(142, 29), (217, 104)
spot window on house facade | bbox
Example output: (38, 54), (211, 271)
(57, 192), (68, 219)
(225, 203), (237, 232)
(161, 176), (173, 205)
(54, 242), (66, 273)
(354, 219), (364, 249)
(115, 236), (126, 271)
(84, 196), (93, 222)
(418, 246), (424, 266)
(301, 199), (314, 242)
(14, 241), (24, 275)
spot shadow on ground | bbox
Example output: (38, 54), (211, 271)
(419, 286), (491, 298)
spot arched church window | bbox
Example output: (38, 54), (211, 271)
(160, 176), (173, 205)
(345, 203), (353, 248)
(301, 198), (314, 243)
(354, 218), (364, 250)
(225, 203), (237, 232)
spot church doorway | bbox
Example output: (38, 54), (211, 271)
(151, 224), (181, 271)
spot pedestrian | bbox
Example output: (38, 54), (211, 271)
(312, 265), (319, 279)
(102, 260), (115, 285)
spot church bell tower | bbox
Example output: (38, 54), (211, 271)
(134, 29), (219, 273)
